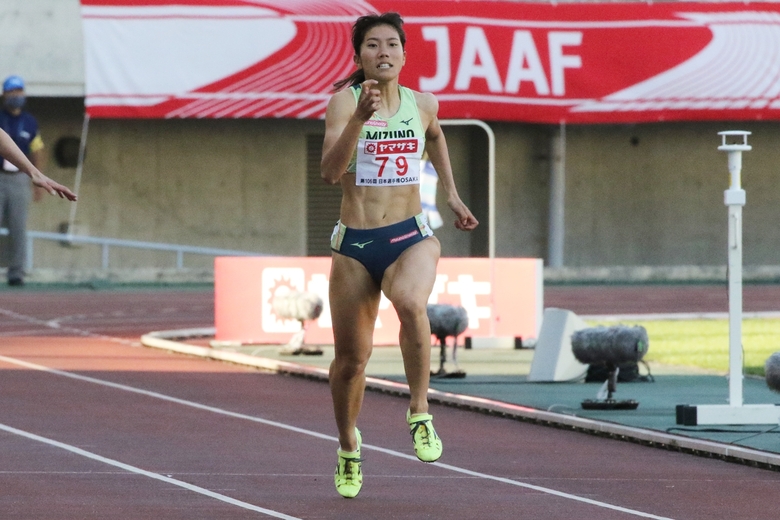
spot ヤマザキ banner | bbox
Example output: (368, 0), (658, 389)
(214, 256), (543, 346)
(81, 1), (780, 123)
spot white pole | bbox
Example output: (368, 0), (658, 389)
(548, 121), (566, 267)
(439, 119), (495, 259)
(67, 113), (90, 237)
(676, 132), (778, 424)
(439, 119), (496, 338)
(718, 130), (751, 407)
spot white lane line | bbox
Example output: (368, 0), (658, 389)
(0, 354), (674, 520)
(0, 329), (70, 337)
(0, 422), (300, 519)
(0, 355), (335, 440)
(0, 308), (141, 347)
(368, 441), (674, 519)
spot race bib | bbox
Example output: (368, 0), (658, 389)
(355, 137), (423, 186)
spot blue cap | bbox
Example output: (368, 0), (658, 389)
(3, 75), (24, 92)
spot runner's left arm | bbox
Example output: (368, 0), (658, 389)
(419, 93), (478, 231)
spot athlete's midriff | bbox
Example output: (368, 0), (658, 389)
(338, 176), (422, 229)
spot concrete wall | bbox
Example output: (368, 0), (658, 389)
(0, 0), (84, 96)
(26, 100), (324, 269)
(433, 120), (780, 268)
(563, 122), (780, 267)
(21, 101), (780, 271)
(26, 106), (486, 269)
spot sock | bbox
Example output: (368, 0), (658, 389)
(338, 448), (360, 457)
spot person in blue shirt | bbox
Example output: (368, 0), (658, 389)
(0, 75), (77, 286)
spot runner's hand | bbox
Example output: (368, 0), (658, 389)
(448, 197), (478, 231)
(355, 80), (381, 121)
(31, 171), (78, 201)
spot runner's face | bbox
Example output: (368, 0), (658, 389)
(356, 25), (406, 81)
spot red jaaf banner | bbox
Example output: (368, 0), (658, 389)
(81, 1), (780, 123)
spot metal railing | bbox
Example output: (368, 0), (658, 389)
(0, 228), (261, 270)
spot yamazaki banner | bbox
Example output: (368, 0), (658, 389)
(81, 1), (780, 123)
(214, 257), (543, 346)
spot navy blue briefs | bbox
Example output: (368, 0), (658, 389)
(331, 213), (434, 286)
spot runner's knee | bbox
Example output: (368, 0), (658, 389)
(393, 297), (428, 325)
(332, 352), (370, 380)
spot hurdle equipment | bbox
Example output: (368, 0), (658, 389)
(572, 325), (648, 410)
(676, 131), (780, 426)
(270, 289), (324, 356)
(428, 304), (468, 378)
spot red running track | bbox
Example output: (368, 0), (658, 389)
(0, 287), (779, 519)
(2, 283), (779, 340)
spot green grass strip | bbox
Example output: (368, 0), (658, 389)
(589, 318), (780, 377)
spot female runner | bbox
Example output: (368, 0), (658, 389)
(321, 12), (478, 498)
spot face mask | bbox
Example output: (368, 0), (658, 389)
(3, 95), (25, 110)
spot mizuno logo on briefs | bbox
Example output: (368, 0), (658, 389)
(351, 240), (374, 249)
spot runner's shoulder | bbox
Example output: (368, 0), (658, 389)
(410, 89), (438, 118)
(326, 87), (358, 121)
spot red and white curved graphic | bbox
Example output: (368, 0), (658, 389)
(80, 1), (780, 123)
(574, 11), (780, 114)
(82, 0), (375, 119)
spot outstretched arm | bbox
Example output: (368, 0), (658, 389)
(0, 129), (77, 201)
(419, 93), (478, 231)
(30, 142), (48, 202)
